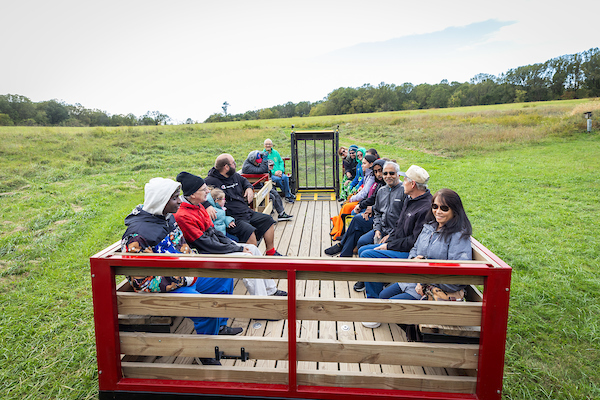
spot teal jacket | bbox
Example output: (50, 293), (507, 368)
(263, 147), (285, 174)
(206, 193), (235, 235)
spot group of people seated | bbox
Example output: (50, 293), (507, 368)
(121, 139), (293, 365)
(119, 139), (474, 363)
(331, 145), (473, 329)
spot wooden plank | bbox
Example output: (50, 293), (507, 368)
(310, 201), (323, 257)
(297, 369), (477, 393)
(389, 323), (425, 375)
(220, 278), (251, 367)
(318, 279), (338, 371)
(273, 201), (302, 255)
(373, 323), (405, 375)
(255, 278), (288, 370)
(349, 283), (381, 374)
(121, 362), (288, 384)
(154, 317), (195, 365)
(297, 340), (478, 369)
(117, 292), (288, 320)
(297, 265), (319, 371)
(334, 280), (361, 373)
(298, 201), (315, 258)
(297, 271), (485, 286)
(287, 201), (309, 257)
(115, 267), (287, 280)
(296, 298), (482, 326)
(121, 363), (475, 393)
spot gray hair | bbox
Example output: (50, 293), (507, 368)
(404, 176), (428, 191)
(382, 161), (400, 175)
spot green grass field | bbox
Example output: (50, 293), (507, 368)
(1, 98), (599, 399)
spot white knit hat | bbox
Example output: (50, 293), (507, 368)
(142, 178), (181, 215)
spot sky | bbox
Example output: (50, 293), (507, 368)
(1, 0), (599, 123)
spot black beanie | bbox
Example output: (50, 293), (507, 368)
(364, 154), (377, 163)
(176, 171), (205, 196)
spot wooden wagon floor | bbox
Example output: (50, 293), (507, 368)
(222, 200), (465, 377)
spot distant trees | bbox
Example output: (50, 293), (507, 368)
(0, 95), (171, 127)
(202, 47), (600, 123)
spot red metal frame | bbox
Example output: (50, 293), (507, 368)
(240, 173), (270, 187)
(90, 239), (511, 400)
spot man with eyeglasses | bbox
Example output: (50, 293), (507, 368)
(350, 161), (407, 291)
(204, 153), (284, 256)
(359, 165), (432, 302)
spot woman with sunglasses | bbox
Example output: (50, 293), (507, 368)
(361, 188), (472, 328)
(410, 188), (472, 261)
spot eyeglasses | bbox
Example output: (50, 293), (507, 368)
(383, 171), (396, 176)
(432, 204), (450, 212)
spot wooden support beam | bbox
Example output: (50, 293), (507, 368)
(117, 293), (288, 320)
(297, 271), (484, 285)
(296, 298), (482, 326)
(120, 363), (476, 393)
(120, 333), (478, 369)
(115, 266), (287, 280)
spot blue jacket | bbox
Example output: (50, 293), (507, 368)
(409, 222), (472, 292)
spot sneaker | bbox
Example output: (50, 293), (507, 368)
(324, 243), (342, 256)
(353, 281), (365, 292)
(278, 212), (293, 221)
(196, 357), (221, 366)
(271, 290), (288, 296)
(267, 250), (285, 256)
(285, 196), (295, 203)
(218, 326), (243, 336)
(362, 322), (381, 329)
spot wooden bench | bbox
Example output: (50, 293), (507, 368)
(91, 237), (511, 400)
(239, 173), (273, 215)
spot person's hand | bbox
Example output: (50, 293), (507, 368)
(374, 243), (387, 251)
(228, 221), (236, 228)
(274, 170), (283, 177)
(353, 204), (361, 214)
(344, 180), (351, 186)
(363, 206), (373, 219)
(415, 283), (424, 296)
(379, 234), (389, 244)
(205, 206), (217, 220)
(414, 255), (425, 259)
(373, 230), (381, 243)
(242, 247), (252, 254)
(245, 187), (254, 203)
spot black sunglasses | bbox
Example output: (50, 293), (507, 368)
(383, 171), (396, 176)
(432, 204), (450, 212)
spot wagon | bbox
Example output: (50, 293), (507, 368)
(90, 198), (511, 400)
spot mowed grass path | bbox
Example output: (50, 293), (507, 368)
(1, 99), (599, 399)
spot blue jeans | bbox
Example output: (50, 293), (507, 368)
(271, 174), (292, 199)
(379, 283), (420, 300)
(339, 213), (374, 257)
(173, 277), (234, 334)
(359, 244), (410, 259)
(361, 248), (409, 298)
(356, 230), (377, 254)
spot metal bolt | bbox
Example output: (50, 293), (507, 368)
(158, 340), (161, 342)
(98, 370), (102, 374)
(497, 390), (501, 394)
(91, 274), (95, 278)
(505, 288), (509, 291)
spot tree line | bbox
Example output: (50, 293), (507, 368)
(2, 48), (598, 127)
(205, 47), (600, 122)
(0, 96), (170, 127)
